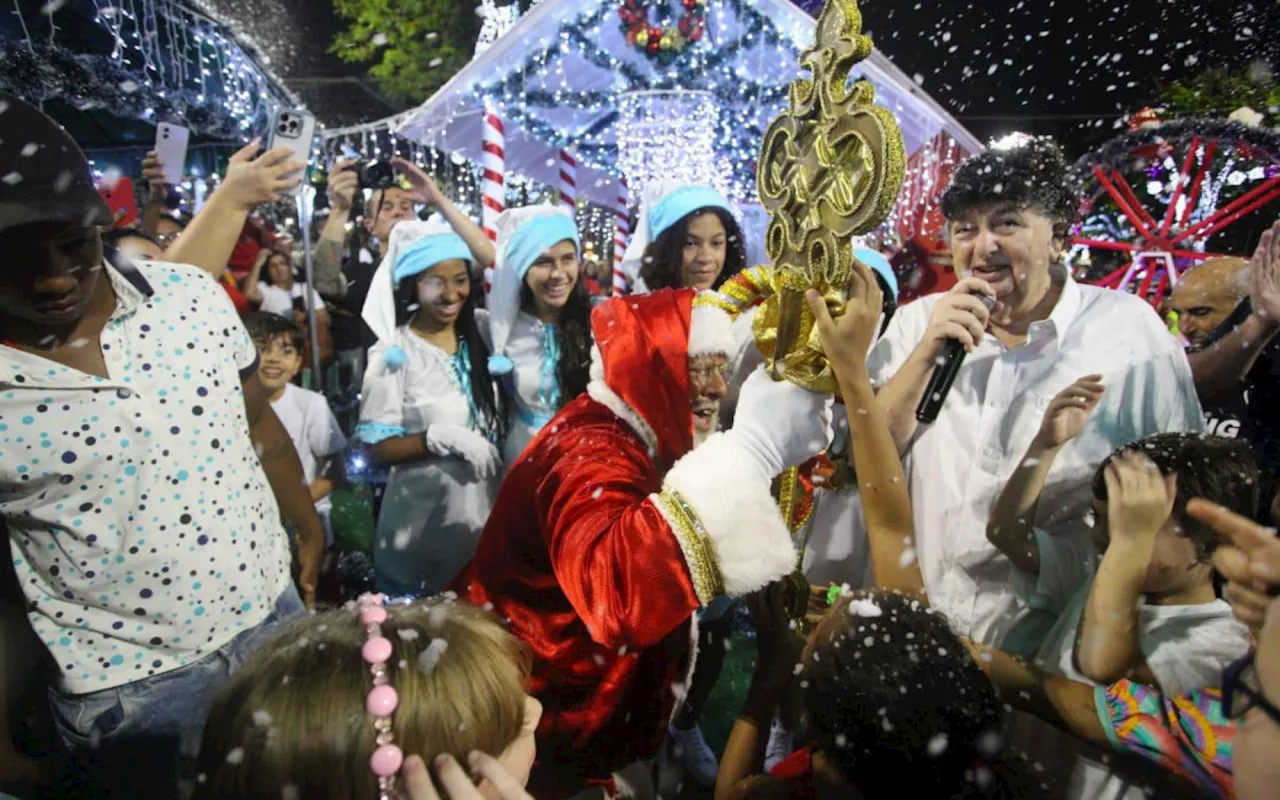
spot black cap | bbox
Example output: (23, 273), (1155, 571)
(0, 92), (113, 233)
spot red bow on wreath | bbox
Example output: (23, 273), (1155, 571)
(618, 0), (706, 61)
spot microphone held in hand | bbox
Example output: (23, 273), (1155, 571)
(915, 292), (997, 424)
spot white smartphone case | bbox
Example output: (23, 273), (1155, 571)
(267, 109), (316, 196)
(154, 123), (189, 185)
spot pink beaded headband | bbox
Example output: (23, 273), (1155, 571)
(358, 593), (403, 799)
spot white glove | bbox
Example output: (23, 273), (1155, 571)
(425, 424), (503, 479)
(724, 367), (834, 478)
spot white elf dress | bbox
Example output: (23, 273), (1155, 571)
(357, 328), (500, 596)
(499, 311), (563, 465)
(354, 218), (501, 597)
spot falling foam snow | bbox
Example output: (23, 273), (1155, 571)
(847, 598), (883, 617)
(927, 733), (949, 757)
(418, 638), (449, 672)
(225, 747), (245, 765)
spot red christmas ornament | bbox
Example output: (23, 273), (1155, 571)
(1126, 107), (1163, 132)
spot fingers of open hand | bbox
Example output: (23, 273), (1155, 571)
(230, 138), (261, 162)
(435, 754), (481, 799)
(402, 755), (441, 800)
(1188, 499), (1280, 556)
(468, 751), (534, 800)
(1224, 580), (1270, 631)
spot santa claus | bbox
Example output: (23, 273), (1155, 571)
(453, 287), (833, 798)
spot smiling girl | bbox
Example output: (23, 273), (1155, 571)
(486, 206), (594, 465)
(622, 182), (746, 294)
(356, 219), (508, 597)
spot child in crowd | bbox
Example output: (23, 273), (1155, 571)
(244, 312), (348, 546)
(988, 379), (1254, 693)
(193, 596), (541, 800)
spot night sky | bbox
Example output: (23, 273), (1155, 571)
(194, 0), (1280, 158)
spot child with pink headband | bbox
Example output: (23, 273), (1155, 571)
(193, 595), (539, 800)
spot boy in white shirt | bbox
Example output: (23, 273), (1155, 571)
(988, 376), (1255, 798)
(244, 313), (347, 544)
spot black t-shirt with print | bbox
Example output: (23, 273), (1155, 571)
(1191, 298), (1280, 477)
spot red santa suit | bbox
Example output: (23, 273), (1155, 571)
(453, 288), (801, 798)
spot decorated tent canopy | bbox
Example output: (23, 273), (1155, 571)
(389, 0), (981, 208)
(0, 0), (298, 177)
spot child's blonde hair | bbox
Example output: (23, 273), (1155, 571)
(193, 597), (531, 800)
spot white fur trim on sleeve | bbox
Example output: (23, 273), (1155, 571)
(688, 303), (736, 359)
(654, 432), (795, 599)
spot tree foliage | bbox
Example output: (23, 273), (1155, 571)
(330, 0), (482, 104)
(1159, 66), (1280, 124)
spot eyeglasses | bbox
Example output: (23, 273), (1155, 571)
(1223, 651), (1280, 726)
(689, 361), (731, 386)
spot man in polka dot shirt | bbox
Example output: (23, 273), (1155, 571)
(0, 94), (322, 798)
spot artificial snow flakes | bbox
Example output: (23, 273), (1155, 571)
(927, 733), (949, 757)
(418, 638), (449, 672)
(252, 709), (272, 727)
(225, 747), (245, 765)
(2, 172), (22, 186)
(847, 598), (883, 618)
(396, 628), (420, 641)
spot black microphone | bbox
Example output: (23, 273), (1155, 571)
(914, 293), (997, 424)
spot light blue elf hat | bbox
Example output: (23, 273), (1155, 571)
(618, 181), (736, 288)
(853, 247), (898, 300)
(486, 205), (580, 375)
(361, 218), (474, 371)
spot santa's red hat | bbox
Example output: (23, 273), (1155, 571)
(586, 289), (735, 468)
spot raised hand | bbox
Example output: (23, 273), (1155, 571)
(327, 157), (359, 214)
(921, 276), (998, 356)
(1103, 451), (1176, 546)
(805, 253), (884, 374)
(1035, 375), (1104, 449)
(217, 139), (305, 211)
(1188, 498), (1280, 635)
(1249, 220), (1280, 323)
(392, 157), (445, 207)
(403, 752), (534, 800)
(141, 150), (168, 202)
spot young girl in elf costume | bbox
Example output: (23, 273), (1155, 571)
(486, 206), (594, 465)
(356, 218), (507, 597)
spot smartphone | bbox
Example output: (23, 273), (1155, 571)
(267, 109), (317, 196)
(154, 123), (189, 185)
(98, 175), (138, 228)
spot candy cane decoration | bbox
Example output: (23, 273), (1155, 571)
(481, 104), (505, 294)
(612, 177), (631, 296)
(558, 148), (577, 212)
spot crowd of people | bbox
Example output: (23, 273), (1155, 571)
(2, 85), (1280, 800)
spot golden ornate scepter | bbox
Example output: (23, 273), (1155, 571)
(746, 0), (907, 392)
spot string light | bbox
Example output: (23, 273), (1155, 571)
(617, 90), (724, 195)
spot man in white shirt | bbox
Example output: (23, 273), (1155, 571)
(0, 93), (323, 798)
(868, 136), (1202, 646)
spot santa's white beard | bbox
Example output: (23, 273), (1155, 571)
(692, 413), (720, 449)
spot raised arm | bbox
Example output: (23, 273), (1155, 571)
(715, 581), (804, 800)
(313, 158), (358, 298)
(1073, 453), (1172, 686)
(1187, 220), (1280, 404)
(139, 150), (168, 238)
(242, 248), (269, 307)
(394, 157), (497, 268)
(164, 141), (303, 279)
(987, 375), (1104, 576)
(806, 259), (920, 592)
(965, 641), (1107, 745)
(874, 277), (995, 451)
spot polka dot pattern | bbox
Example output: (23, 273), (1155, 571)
(0, 262), (291, 693)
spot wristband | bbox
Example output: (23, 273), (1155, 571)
(826, 583), (842, 607)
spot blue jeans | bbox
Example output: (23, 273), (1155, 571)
(47, 586), (304, 799)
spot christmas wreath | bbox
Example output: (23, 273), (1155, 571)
(618, 0), (706, 61)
